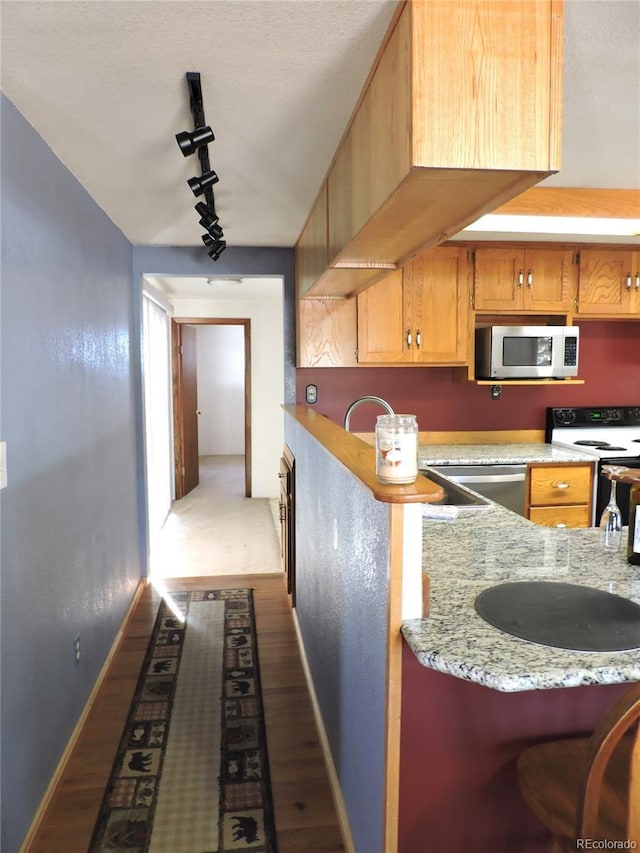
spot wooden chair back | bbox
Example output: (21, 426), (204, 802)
(577, 680), (640, 840)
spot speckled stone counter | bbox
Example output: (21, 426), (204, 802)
(418, 441), (595, 467)
(402, 502), (640, 692)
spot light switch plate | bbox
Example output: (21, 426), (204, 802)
(305, 384), (318, 404)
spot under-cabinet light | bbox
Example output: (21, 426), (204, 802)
(463, 215), (640, 237)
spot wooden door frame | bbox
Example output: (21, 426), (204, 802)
(172, 318), (252, 497)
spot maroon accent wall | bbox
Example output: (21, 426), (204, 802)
(296, 322), (640, 432)
(398, 644), (630, 853)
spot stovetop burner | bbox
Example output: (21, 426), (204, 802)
(574, 440), (611, 447)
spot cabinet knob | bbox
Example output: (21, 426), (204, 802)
(554, 523), (568, 528)
(554, 482), (570, 490)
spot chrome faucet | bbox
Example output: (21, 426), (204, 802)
(343, 395), (394, 431)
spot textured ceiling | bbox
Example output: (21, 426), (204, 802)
(1, 0), (639, 254)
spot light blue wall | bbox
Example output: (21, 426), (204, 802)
(0, 94), (143, 852)
(285, 414), (389, 853)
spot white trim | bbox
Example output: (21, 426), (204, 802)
(401, 503), (424, 620)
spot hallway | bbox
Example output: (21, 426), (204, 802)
(150, 455), (281, 579)
(25, 459), (345, 853)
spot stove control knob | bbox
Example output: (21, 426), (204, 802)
(556, 409), (576, 426)
(630, 408), (640, 422)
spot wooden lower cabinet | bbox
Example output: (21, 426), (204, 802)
(357, 247), (471, 365)
(526, 463), (594, 528)
(279, 446), (296, 606)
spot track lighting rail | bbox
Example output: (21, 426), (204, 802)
(176, 71), (226, 261)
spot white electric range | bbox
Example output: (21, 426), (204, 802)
(546, 406), (640, 525)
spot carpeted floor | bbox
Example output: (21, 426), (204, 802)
(88, 588), (276, 853)
(151, 456), (281, 578)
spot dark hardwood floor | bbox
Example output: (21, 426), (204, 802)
(25, 573), (345, 853)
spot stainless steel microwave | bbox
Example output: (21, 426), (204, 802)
(475, 325), (579, 380)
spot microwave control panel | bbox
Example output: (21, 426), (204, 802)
(563, 336), (578, 366)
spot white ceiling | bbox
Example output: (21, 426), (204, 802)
(1, 0), (639, 260)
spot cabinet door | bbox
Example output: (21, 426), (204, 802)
(296, 183), (328, 298)
(297, 299), (357, 367)
(408, 247), (470, 364)
(473, 248), (525, 311)
(523, 249), (576, 311)
(327, 8), (411, 265)
(357, 270), (411, 363)
(577, 249), (637, 316)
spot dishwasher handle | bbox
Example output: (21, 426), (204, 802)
(453, 472), (526, 485)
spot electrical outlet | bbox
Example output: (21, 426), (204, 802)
(74, 634), (81, 665)
(305, 384), (318, 404)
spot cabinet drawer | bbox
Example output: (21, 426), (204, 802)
(529, 465), (592, 506)
(528, 505), (591, 529)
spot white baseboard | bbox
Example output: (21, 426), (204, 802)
(291, 608), (356, 853)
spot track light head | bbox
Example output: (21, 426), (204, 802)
(201, 221), (224, 239)
(208, 240), (227, 261)
(175, 125), (215, 156)
(195, 201), (219, 229)
(201, 233), (215, 248)
(187, 170), (219, 197)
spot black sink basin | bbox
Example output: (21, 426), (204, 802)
(420, 468), (491, 509)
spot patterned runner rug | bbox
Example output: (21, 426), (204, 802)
(89, 588), (277, 852)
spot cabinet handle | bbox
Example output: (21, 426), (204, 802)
(416, 330), (422, 348)
(554, 523), (568, 528)
(635, 273), (640, 291)
(406, 329), (412, 348)
(517, 270), (524, 287)
(527, 270), (533, 288)
(553, 482), (570, 490)
(626, 273), (632, 290)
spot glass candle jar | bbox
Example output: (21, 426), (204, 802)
(375, 414), (418, 484)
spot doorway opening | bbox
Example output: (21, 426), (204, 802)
(172, 318), (252, 500)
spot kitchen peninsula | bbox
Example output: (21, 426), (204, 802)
(284, 405), (640, 853)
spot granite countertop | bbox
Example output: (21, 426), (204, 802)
(402, 444), (640, 693)
(418, 441), (595, 467)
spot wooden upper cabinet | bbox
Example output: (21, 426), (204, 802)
(357, 247), (471, 365)
(296, 183), (328, 299)
(577, 249), (640, 317)
(323, 0), (562, 280)
(474, 247), (576, 312)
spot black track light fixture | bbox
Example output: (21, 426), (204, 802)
(175, 125), (215, 156)
(187, 170), (219, 197)
(200, 220), (224, 239)
(177, 71), (226, 261)
(195, 201), (219, 229)
(207, 240), (226, 261)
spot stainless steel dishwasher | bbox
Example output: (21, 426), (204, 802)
(429, 464), (528, 517)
